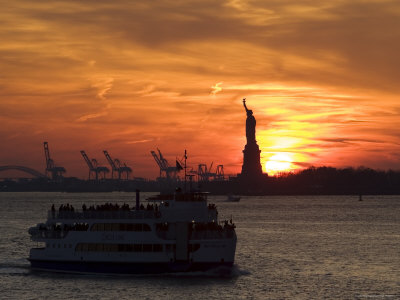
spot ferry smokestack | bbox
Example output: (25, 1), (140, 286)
(136, 189), (140, 210)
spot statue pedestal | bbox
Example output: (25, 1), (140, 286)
(240, 141), (263, 179)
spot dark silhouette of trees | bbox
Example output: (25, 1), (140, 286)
(265, 166), (400, 195)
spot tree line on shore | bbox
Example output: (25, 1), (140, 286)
(265, 166), (400, 195)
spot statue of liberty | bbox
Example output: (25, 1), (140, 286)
(240, 97), (264, 186)
(243, 98), (256, 143)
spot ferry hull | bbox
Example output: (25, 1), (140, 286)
(28, 259), (234, 274)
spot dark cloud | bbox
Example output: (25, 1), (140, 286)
(318, 137), (385, 144)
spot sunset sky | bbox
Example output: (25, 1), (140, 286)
(1, 0), (400, 178)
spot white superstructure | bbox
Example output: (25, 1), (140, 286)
(28, 191), (237, 274)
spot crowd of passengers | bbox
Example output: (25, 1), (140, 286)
(51, 202), (159, 213)
(81, 202), (132, 211)
(208, 203), (216, 210)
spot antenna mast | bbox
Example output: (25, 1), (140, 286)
(184, 149), (187, 192)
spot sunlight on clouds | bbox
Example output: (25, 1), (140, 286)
(90, 77), (114, 100)
(126, 139), (153, 144)
(210, 82), (223, 95)
(76, 111), (108, 122)
(224, 0), (278, 25)
(259, 135), (304, 151)
(224, 83), (317, 91)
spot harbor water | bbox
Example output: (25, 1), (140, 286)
(0, 193), (399, 299)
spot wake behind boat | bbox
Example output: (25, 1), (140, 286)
(28, 188), (237, 274)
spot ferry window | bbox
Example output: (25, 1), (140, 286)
(64, 244), (67, 248)
(189, 244), (200, 252)
(89, 223), (151, 232)
(96, 244), (104, 251)
(88, 244), (96, 251)
(153, 244), (162, 252)
(165, 244), (171, 251)
(133, 244), (142, 252)
(69, 244), (72, 248)
(75, 244), (81, 251)
(118, 244), (126, 252)
(58, 244), (60, 248)
(110, 244), (118, 251)
(126, 244), (133, 252)
(91, 223), (105, 231)
(103, 244), (112, 252)
(82, 244), (88, 251)
(143, 244), (152, 252)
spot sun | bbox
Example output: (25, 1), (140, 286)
(265, 153), (293, 176)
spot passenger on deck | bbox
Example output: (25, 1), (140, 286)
(51, 204), (55, 218)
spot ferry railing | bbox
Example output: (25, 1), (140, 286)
(155, 228), (235, 240)
(48, 210), (160, 220)
(30, 227), (70, 239)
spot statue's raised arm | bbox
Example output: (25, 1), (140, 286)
(243, 98), (249, 113)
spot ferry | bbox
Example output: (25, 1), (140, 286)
(27, 190), (237, 274)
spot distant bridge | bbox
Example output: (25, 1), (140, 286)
(0, 166), (47, 178)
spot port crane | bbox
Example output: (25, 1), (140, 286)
(43, 142), (66, 181)
(150, 148), (182, 179)
(80, 150), (109, 180)
(197, 162), (215, 182)
(197, 163), (225, 182)
(215, 164), (225, 180)
(103, 150), (132, 180)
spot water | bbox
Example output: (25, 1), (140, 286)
(0, 193), (399, 299)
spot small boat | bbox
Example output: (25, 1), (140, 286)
(226, 194), (241, 202)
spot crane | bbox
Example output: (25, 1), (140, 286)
(196, 163), (225, 181)
(103, 150), (132, 180)
(150, 148), (182, 179)
(197, 162), (215, 182)
(80, 150), (109, 180)
(215, 164), (225, 180)
(43, 141), (66, 181)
